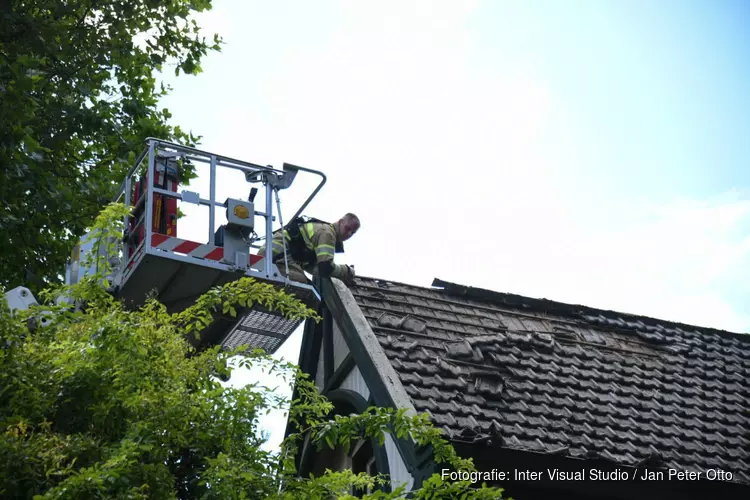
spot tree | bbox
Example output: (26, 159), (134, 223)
(0, 206), (507, 499)
(0, 0), (220, 292)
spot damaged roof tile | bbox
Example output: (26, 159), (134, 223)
(351, 276), (750, 485)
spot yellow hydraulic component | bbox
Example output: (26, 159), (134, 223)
(234, 204), (250, 219)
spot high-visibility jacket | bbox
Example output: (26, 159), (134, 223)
(264, 220), (347, 278)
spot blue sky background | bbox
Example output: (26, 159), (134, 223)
(156, 0), (750, 448)
(498, 0), (750, 198)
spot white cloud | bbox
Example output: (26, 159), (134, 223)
(435, 193), (750, 333)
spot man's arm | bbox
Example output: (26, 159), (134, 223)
(311, 224), (352, 281)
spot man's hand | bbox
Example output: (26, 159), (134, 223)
(340, 264), (356, 285)
(327, 263), (356, 285)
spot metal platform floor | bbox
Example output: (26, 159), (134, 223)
(118, 250), (318, 353)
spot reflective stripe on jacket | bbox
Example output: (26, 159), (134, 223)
(265, 221), (340, 273)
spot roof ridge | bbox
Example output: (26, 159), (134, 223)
(351, 275), (749, 341)
(430, 278), (749, 341)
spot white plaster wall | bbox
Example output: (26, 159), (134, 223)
(338, 365), (370, 401)
(384, 434), (415, 491)
(332, 320), (350, 372)
(314, 344), (325, 390)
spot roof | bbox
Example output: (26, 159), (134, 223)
(348, 276), (750, 484)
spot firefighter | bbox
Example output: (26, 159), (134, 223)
(260, 213), (359, 285)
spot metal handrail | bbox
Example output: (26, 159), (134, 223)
(142, 137), (280, 174)
(116, 137), (327, 284)
(115, 138), (284, 202)
(289, 164), (327, 223)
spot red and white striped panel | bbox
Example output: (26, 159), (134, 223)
(150, 233), (264, 266)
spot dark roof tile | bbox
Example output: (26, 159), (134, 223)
(349, 276), (750, 485)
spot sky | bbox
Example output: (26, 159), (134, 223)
(156, 0), (750, 449)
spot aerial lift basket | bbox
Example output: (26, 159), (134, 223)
(101, 138), (326, 353)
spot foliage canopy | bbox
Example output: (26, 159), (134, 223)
(0, 0), (220, 291)
(0, 207), (507, 499)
